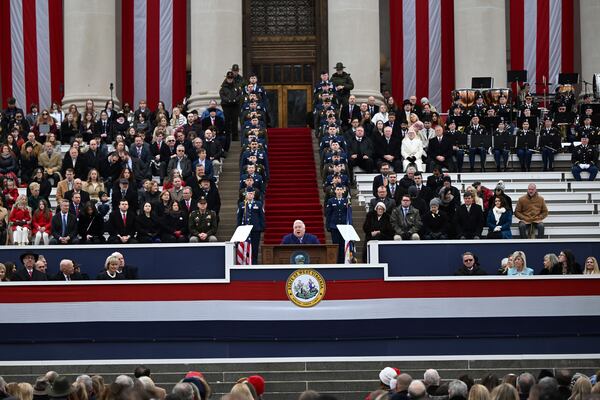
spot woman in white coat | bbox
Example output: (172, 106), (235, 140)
(401, 128), (425, 172)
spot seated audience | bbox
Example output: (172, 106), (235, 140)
(189, 197), (219, 243)
(107, 199), (137, 244)
(390, 195), (422, 240)
(50, 199), (79, 245)
(514, 184), (548, 239)
(507, 251), (534, 276)
(583, 256), (600, 275)
(97, 255), (125, 280)
(455, 252), (487, 276)
(486, 197), (512, 239)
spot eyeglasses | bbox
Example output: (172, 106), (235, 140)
(464, 259), (474, 262)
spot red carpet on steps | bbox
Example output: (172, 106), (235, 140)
(263, 128), (326, 244)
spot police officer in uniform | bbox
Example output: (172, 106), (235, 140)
(219, 71), (243, 144)
(330, 62), (354, 106)
(571, 135), (598, 181)
(189, 197), (218, 242)
(237, 188), (265, 264)
(325, 185), (352, 263)
(539, 117), (562, 171)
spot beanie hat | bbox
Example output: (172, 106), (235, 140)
(247, 375), (265, 396)
(430, 198), (441, 207)
(495, 180), (505, 191)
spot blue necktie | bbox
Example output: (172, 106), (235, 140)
(62, 214), (67, 236)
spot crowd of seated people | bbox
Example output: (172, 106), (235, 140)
(0, 250), (138, 281)
(454, 249), (599, 276)
(0, 92), (232, 245)
(1, 364), (599, 400)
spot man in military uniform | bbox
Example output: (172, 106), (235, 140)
(330, 62), (354, 106)
(575, 116), (598, 144)
(464, 115), (487, 172)
(237, 188), (265, 264)
(539, 117), (562, 171)
(571, 135), (598, 181)
(325, 185), (352, 263)
(468, 93), (487, 118)
(189, 197), (218, 242)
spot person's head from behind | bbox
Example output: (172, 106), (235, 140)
(490, 383), (518, 400)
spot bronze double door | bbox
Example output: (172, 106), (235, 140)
(243, 0), (327, 128)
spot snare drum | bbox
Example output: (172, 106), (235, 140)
(484, 88), (511, 106)
(452, 89), (477, 108)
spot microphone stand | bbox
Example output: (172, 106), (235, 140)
(109, 83), (114, 104)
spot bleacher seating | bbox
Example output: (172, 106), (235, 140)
(355, 171), (600, 238)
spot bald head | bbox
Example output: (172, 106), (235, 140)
(408, 380), (427, 399)
(396, 374), (413, 392)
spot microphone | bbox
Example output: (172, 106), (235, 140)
(109, 83), (114, 91)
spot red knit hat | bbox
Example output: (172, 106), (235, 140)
(247, 375), (265, 396)
(184, 371), (204, 379)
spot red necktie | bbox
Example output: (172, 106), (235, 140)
(122, 213), (127, 225)
(28, 269), (32, 278)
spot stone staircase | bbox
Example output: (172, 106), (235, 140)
(214, 141), (243, 242)
(1, 359), (598, 400)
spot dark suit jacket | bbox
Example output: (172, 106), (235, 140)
(129, 143), (152, 166)
(454, 204), (485, 238)
(111, 188), (139, 213)
(52, 272), (85, 281)
(13, 267), (48, 281)
(428, 136), (454, 160)
(61, 155), (88, 179)
(107, 210), (137, 237)
(281, 233), (320, 244)
(200, 115), (226, 134)
(339, 104), (362, 127)
(63, 189), (91, 205)
(348, 137), (374, 158)
(179, 199), (198, 215)
(51, 212), (79, 240)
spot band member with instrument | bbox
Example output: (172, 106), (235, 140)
(553, 102), (576, 142)
(465, 115), (488, 172)
(515, 120), (536, 172)
(445, 121), (467, 173)
(519, 93), (539, 118)
(446, 104), (467, 129)
(539, 117), (562, 171)
(495, 95), (513, 123)
(492, 121), (511, 172)
(517, 108), (538, 132)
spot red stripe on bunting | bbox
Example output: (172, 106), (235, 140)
(121, 0), (134, 107)
(389, 0), (403, 103)
(415, 0), (429, 101)
(1, 279), (599, 303)
(0, 0), (13, 109)
(48, 0), (64, 104)
(536, 0), (549, 93)
(172, 0), (187, 106)
(146, 0), (160, 109)
(440, 0), (455, 112)
(22, 0), (39, 108)
(510, 0), (525, 71)
(561, 0), (574, 72)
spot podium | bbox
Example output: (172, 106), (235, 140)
(261, 244), (339, 264)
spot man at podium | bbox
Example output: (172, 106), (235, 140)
(281, 220), (320, 244)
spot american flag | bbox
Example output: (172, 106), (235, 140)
(236, 241), (252, 266)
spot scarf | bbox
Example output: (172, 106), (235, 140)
(492, 207), (506, 224)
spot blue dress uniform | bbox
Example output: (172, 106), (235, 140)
(325, 189), (352, 263)
(237, 189), (265, 264)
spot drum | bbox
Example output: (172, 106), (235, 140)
(484, 88), (511, 106)
(452, 88), (477, 107)
(558, 84), (574, 94)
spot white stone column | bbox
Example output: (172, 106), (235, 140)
(454, 0), (506, 88)
(62, 0), (118, 108)
(187, 1), (243, 112)
(328, 0), (382, 103)
(580, 0), (600, 94)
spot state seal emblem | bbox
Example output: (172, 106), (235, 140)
(286, 269), (326, 308)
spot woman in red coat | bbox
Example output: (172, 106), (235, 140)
(8, 195), (31, 245)
(32, 199), (52, 245)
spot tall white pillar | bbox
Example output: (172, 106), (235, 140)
(328, 0), (382, 103)
(62, 0), (118, 108)
(188, 1), (243, 112)
(454, 0), (506, 88)
(580, 0), (600, 93)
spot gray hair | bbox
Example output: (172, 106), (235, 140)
(76, 375), (93, 392)
(408, 380), (427, 399)
(424, 369), (440, 386)
(449, 379), (468, 399)
(137, 376), (155, 391)
(172, 383), (194, 400)
(114, 375), (134, 388)
(538, 378), (558, 396)
(544, 253), (559, 266)
(517, 373), (536, 395)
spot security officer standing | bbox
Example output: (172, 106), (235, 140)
(189, 197), (219, 242)
(219, 71), (243, 143)
(326, 185), (352, 263)
(237, 188), (265, 264)
(571, 135), (598, 181)
(331, 62), (354, 106)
